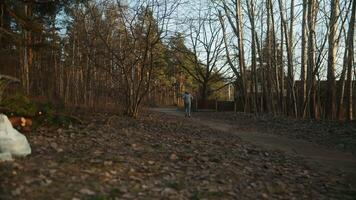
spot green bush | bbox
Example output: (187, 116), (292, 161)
(1, 92), (38, 116)
(1, 93), (75, 127)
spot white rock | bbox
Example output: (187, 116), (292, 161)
(0, 114), (31, 161)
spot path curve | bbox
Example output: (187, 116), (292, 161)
(152, 107), (356, 180)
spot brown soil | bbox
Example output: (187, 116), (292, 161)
(0, 109), (355, 200)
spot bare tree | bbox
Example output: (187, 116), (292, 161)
(245, 0), (259, 113)
(179, 9), (227, 104)
(85, 0), (180, 117)
(217, 0), (248, 111)
(278, 0), (297, 117)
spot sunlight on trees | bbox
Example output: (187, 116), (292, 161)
(0, 0), (354, 119)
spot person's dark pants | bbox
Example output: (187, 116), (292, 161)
(184, 102), (191, 117)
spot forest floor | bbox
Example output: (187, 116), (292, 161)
(188, 109), (356, 155)
(154, 107), (356, 174)
(1, 108), (356, 200)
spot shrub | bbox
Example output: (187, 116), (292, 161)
(1, 92), (38, 116)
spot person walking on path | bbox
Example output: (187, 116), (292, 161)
(182, 91), (193, 117)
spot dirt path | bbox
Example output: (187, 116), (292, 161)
(152, 107), (356, 177)
(2, 110), (355, 199)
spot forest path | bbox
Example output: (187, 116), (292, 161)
(152, 107), (356, 180)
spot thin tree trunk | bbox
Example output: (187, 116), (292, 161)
(337, 31), (349, 119)
(279, 3), (285, 115)
(235, 0), (248, 112)
(23, 2), (33, 95)
(300, 0), (308, 117)
(345, 0), (355, 120)
(266, 0), (274, 114)
(246, 0), (258, 113)
(269, 0), (280, 114)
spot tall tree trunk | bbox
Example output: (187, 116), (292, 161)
(288, 0), (297, 117)
(300, 0), (308, 117)
(235, 0), (248, 112)
(279, 2), (285, 115)
(246, 0), (258, 113)
(305, 0), (318, 119)
(219, 10), (243, 113)
(269, 0), (280, 114)
(23, 2), (33, 95)
(345, 0), (355, 120)
(266, 0), (275, 114)
(220, 1), (248, 112)
(326, 0), (339, 120)
(278, 0), (297, 117)
(337, 31), (349, 119)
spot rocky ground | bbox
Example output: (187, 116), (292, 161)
(0, 111), (355, 200)
(194, 111), (356, 155)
